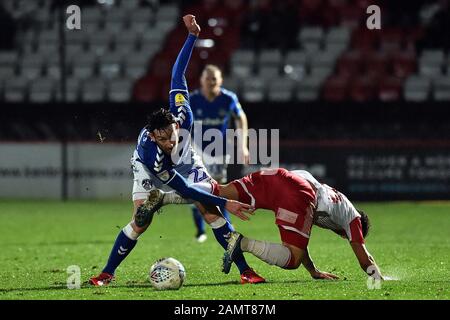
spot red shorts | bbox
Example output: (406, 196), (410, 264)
(276, 202), (315, 250)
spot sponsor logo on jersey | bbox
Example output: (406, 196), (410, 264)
(276, 208), (298, 224)
(157, 170), (171, 182)
(175, 93), (186, 106)
(197, 118), (224, 126)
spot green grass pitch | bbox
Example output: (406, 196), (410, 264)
(0, 200), (449, 300)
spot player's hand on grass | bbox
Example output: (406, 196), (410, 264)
(310, 270), (339, 280)
(225, 200), (255, 221)
(183, 14), (200, 36)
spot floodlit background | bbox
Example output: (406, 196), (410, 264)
(0, 0), (449, 301)
(0, 0), (449, 200)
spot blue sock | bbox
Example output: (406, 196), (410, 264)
(222, 209), (231, 223)
(192, 205), (205, 235)
(212, 220), (250, 274)
(102, 230), (137, 275)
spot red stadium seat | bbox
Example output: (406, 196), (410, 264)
(377, 76), (403, 102)
(218, 27), (241, 54)
(351, 29), (380, 52)
(354, 0), (374, 9)
(364, 51), (390, 79)
(184, 0), (232, 27)
(322, 75), (348, 101)
(336, 50), (363, 77)
(132, 75), (161, 102)
(184, 57), (202, 85)
(327, 0), (347, 10)
(149, 54), (173, 80)
(159, 81), (172, 102)
(349, 76), (376, 102)
(224, 0), (247, 26)
(339, 6), (364, 29)
(392, 50), (417, 78)
(301, 0), (324, 11)
(163, 26), (189, 58)
(403, 26), (425, 50)
(298, 0), (325, 25)
(379, 28), (404, 53)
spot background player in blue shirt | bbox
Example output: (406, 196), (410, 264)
(90, 15), (264, 286)
(190, 65), (249, 242)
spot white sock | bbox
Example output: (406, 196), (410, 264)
(163, 191), (193, 205)
(241, 237), (291, 268)
(123, 222), (141, 240)
(208, 217), (227, 229)
(162, 181), (213, 205)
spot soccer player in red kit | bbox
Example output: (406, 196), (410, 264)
(218, 168), (338, 278)
(221, 168), (383, 281)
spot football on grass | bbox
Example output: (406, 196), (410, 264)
(149, 257), (186, 290)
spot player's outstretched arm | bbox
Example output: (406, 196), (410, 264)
(168, 15), (200, 131)
(350, 242), (384, 280)
(166, 171), (254, 220)
(170, 15), (199, 92)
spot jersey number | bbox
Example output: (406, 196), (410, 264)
(188, 168), (208, 183)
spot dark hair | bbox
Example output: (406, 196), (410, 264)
(146, 108), (176, 132)
(358, 209), (371, 238)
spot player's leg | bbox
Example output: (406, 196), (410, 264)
(192, 204), (207, 242)
(223, 231), (301, 272)
(224, 198), (314, 274)
(89, 199), (147, 286)
(244, 199), (314, 270)
(195, 201), (247, 270)
(90, 158), (154, 286)
(190, 161), (229, 242)
(196, 202), (264, 283)
(100, 199), (147, 274)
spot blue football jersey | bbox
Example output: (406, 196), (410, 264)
(132, 33), (228, 210)
(190, 88), (243, 152)
(190, 88), (243, 155)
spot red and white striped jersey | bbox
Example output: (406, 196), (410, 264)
(291, 170), (364, 243)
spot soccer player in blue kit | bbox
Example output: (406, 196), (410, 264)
(89, 15), (265, 286)
(190, 64), (250, 243)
